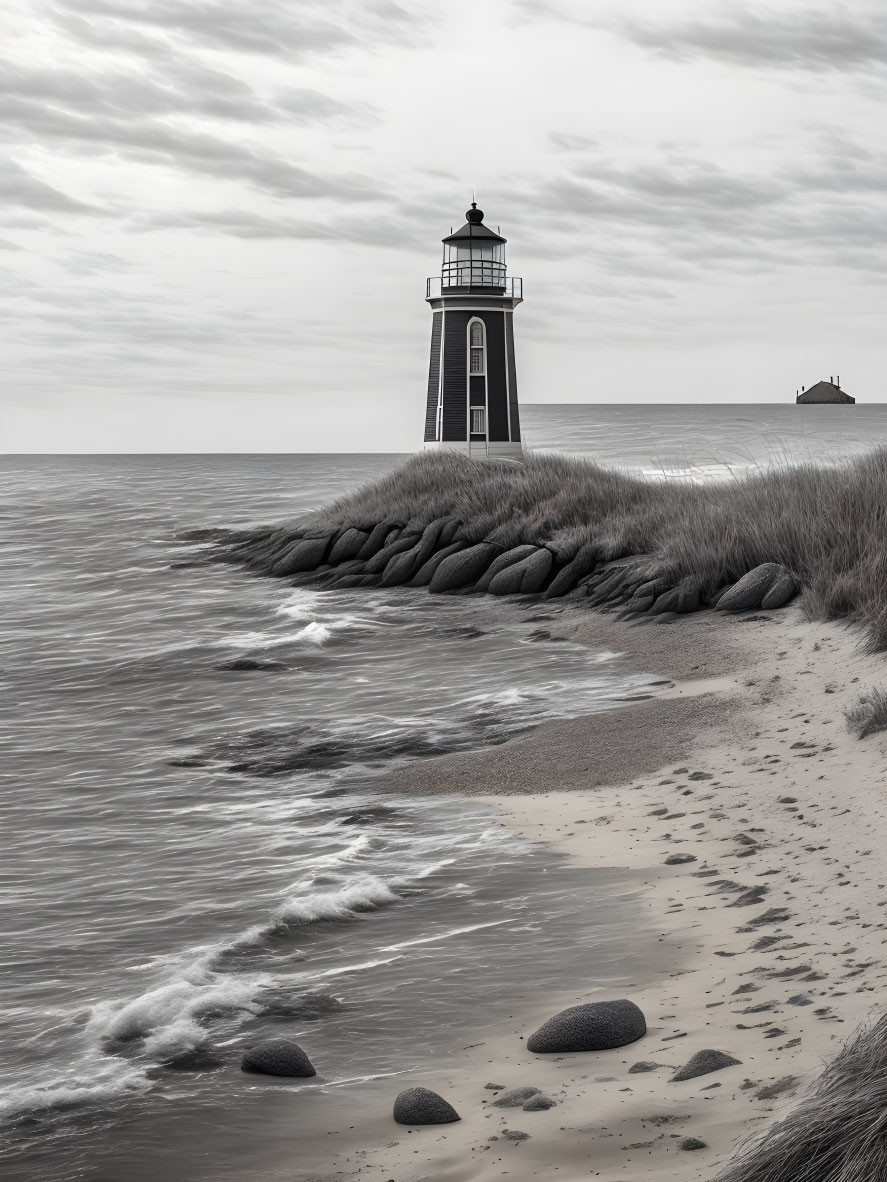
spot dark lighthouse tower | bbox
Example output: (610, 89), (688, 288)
(423, 202), (523, 459)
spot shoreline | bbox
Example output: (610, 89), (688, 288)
(325, 605), (887, 1181)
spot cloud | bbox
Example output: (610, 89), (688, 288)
(617, 6), (887, 73)
(0, 157), (99, 212)
(54, 0), (432, 60)
(132, 206), (426, 248)
(511, 141), (887, 280)
(0, 96), (383, 202)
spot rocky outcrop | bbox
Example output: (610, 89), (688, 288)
(544, 544), (599, 599)
(240, 1039), (316, 1077)
(430, 543), (501, 593)
(393, 1087), (460, 1125)
(527, 999), (646, 1054)
(271, 534), (332, 577)
(205, 515), (804, 626)
(327, 528), (370, 565)
(488, 549), (554, 595)
(476, 545), (539, 592)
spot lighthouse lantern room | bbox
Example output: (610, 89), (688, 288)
(423, 202), (523, 459)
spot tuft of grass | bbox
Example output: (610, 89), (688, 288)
(844, 687), (887, 739)
(303, 448), (887, 650)
(716, 1014), (887, 1182)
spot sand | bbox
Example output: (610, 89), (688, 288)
(321, 605), (887, 1181)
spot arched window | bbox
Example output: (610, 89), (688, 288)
(469, 320), (485, 375)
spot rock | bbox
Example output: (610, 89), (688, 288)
(476, 545), (539, 592)
(430, 543), (500, 592)
(650, 587), (680, 615)
(241, 1039), (316, 1078)
(715, 564), (786, 613)
(270, 535), (331, 576)
(527, 999), (646, 1054)
(681, 1137), (707, 1151)
(327, 528), (370, 565)
(544, 544), (600, 598)
(761, 569), (798, 610)
(688, 771), (713, 781)
(628, 1061), (665, 1074)
(380, 544), (424, 587)
(408, 541), (467, 586)
(671, 1049), (741, 1082)
(364, 532), (421, 574)
(502, 1129), (529, 1141)
(522, 1094), (556, 1111)
(493, 1087), (541, 1108)
(381, 517), (456, 586)
(484, 1082), (506, 1090)
(677, 583), (701, 614)
(393, 1087), (460, 1125)
(356, 521), (399, 560)
(665, 853), (697, 865)
(488, 549), (554, 595)
(754, 1075), (797, 1100)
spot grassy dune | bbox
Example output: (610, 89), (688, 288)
(717, 1015), (887, 1182)
(307, 449), (887, 649)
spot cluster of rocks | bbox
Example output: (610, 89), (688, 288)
(237, 998), (737, 1150)
(209, 519), (800, 618)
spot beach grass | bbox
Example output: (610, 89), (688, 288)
(306, 448), (887, 649)
(716, 1014), (887, 1182)
(844, 686), (887, 738)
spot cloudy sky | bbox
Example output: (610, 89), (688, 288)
(2, 0), (886, 451)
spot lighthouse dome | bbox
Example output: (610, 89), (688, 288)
(465, 202), (484, 223)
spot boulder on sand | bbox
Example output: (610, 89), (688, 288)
(671, 1049), (741, 1082)
(430, 543), (500, 593)
(241, 1038), (316, 1077)
(476, 545), (539, 592)
(761, 568), (798, 609)
(715, 564), (792, 613)
(393, 1087), (460, 1125)
(487, 549), (554, 596)
(527, 999), (646, 1054)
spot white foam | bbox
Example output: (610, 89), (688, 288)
(0, 1058), (150, 1121)
(274, 876), (399, 925)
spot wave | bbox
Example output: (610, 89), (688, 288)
(0, 1060), (151, 1123)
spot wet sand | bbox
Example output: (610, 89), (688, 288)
(333, 606), (887, 1180)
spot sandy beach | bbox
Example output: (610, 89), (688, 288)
(328, 604), (887, 1181)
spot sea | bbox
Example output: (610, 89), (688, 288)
(2, 403), (882, 1182)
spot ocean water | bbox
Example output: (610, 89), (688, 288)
(3, 403), (886, 1181)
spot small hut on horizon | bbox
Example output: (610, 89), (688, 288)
(796, 376), (855, 404)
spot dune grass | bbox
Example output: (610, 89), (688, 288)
(845, 686), (887, 738)
(716, 1014), (887, 1182)
(306, 448), (887, 649)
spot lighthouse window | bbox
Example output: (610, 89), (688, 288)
(469, 320), (485, 374)
(471, 408), (486, 434)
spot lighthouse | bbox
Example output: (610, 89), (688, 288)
(422, 202), (523, 459)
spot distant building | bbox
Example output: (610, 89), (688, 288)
(796, 377), (854, 404)
(423, 202), (523, 459)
